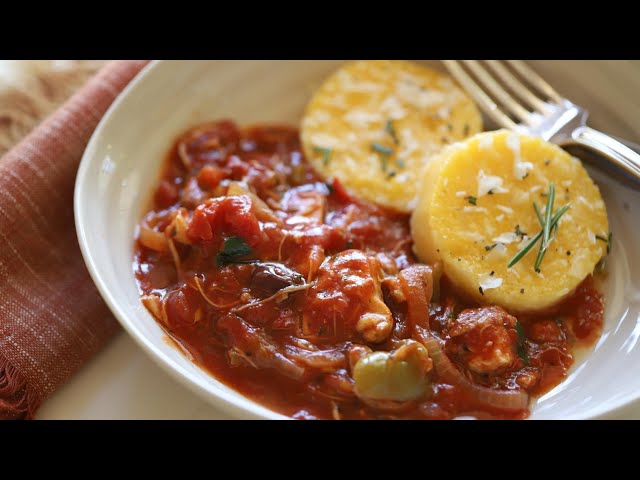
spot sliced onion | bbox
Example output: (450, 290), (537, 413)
(398, 265), (433, 331)
(141, 294), (168, 326)
(226, 181), (281, 224)
(468, 383), (529, 411)
(138, 225), (168, 252)
(420, 332), (529, 412)
(284, 344), (347, 372)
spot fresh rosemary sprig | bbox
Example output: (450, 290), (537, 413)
(507, 200), (571, 269)
(508, 233), (542, 269)
(534, 183), (556, 272)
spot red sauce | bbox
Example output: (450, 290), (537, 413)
(134, 120), (604, 420)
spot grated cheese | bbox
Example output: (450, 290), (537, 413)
(477, 169), (509, 197)
(492, 232), (519, 244)
(479, 273), (503, 291)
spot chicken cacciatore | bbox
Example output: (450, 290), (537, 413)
(134, 120), (603, 420)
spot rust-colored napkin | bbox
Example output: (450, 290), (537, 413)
(0, 60), (149, 419)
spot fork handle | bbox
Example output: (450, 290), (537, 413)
(611, 134), (640, 156)
(562, 126), (640, 189)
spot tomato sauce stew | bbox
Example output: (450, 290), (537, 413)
(134, 120), (604, 419)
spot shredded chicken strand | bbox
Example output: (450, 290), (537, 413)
(193, 276), (241, 309)
(232, 283), (311, 313)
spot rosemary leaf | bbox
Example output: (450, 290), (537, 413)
(313, 146), (333, 166)
(370, 143), (393, 155)
(533, 201), (544, 226)
(542, 183), (556, 250)
(534, 183), (556, 272)
(508, 232), (542, 268)
(370, 143), (392, 173)
(385, 119), (399, 145)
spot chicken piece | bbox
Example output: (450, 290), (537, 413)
(302, 250), (393, 343)
(446, 306), (519, 375)
(382, 276), (406, 304)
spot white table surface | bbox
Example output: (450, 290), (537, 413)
(37, 330), (228, 419)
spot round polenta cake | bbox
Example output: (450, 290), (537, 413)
(411, 130), (609, 312)
(301, 60), (482, 212)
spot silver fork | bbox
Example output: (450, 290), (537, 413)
(444, 60), (640, 189)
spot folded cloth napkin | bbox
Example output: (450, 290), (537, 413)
(0, 60), (149, 419)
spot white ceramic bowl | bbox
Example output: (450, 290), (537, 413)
(75, 60), (640, 419)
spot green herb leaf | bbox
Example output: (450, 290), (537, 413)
(466, 195), (477, 206)
(507, 233), (541, 269)
(542, 184), (555, 249)
(515, 321), (529, 365)
(216, 237), (253, 266)
(533, 201), (544, 226)
(313, 146), (333, 166)
(370, 143), (393, 155)
(534, 183), (556, 272)
(385, 119), (399, 145)
(371, 143), (393, 172)
(596, 232), (613, 254)
(396, 158), (406, 169)
(507, 203), (570, 269)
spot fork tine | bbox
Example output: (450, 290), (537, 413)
(485, 60), (549, 112)
(462, 60), (532, 124)
(506, 60), (564, 103)
(443, 60), (519, 130)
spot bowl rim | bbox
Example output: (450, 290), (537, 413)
(74, 59), (640, 420)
